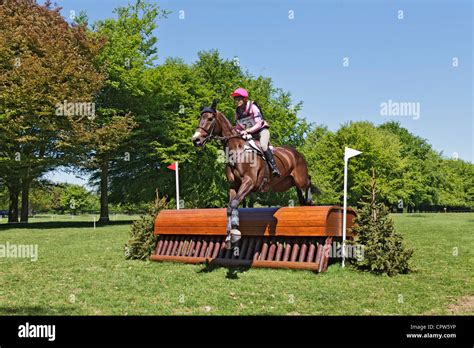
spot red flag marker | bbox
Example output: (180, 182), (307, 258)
(167, 162), (179, 209)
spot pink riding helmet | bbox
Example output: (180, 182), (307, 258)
(230, 87), (249, 98)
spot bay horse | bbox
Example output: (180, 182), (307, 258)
(192, 100), (317, 249)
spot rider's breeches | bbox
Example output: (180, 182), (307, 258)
(258, 128), (270, 151)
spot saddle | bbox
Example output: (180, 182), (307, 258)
(242, 134), (273, 158)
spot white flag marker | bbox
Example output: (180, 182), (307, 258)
(342, 147), (362, 267)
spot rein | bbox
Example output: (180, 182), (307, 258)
(212, 133), (242, 142)
(199, 111), (242, 144)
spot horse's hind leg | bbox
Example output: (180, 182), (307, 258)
(305, 185), (313, 206)
(296, 188), (306, 206)
(296, 186), (313, 206)
(292, 168), (313, 206)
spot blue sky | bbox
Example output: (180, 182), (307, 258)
(45, 0), (472, 186)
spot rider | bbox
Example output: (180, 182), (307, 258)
(231, 87), (281, 178)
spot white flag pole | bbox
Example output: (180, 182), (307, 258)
(175, 162), (180, 210)
(342, 155), (349, 268)
(342, 147), (362, 268)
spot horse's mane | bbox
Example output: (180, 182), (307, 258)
(216, 110), (238, 137)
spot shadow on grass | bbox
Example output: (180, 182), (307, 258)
(0, 220), (133, 231)
(199, 260), (251, 279)
(0, 305), (77, 315)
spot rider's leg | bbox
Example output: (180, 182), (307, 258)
(259, 128), (269, 151)
(259, 128), (281, 177)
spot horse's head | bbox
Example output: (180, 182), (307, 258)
(192, 99), (219, 147)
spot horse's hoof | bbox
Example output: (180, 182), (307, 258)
(230, 229), (241, 243)
(225, 230), (241, 249)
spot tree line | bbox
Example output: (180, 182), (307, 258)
(0, 0), (472, 224)
(0, 180), (146, 215)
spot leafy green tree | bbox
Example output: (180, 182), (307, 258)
(28, 180), (56, 213)
(301, 121), (404, 206)
(438, 158), (474, 209)
(25, 180), (99, 214)
(379, 122), (474, 211)
(82, 0), (167, 223)
(59, 184), (97, 214)
(379, 122), (443, 210)
(0, 182), (8, 210)
(0, 0), (105, 222)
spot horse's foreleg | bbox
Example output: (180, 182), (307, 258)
(225, 177), (254, 249)
(226, 187), (237, 233)
(230, 177), (254, 229)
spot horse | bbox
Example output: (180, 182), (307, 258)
(191, 100), (318, 249)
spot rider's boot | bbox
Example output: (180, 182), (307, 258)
(264, 149), (281, 178)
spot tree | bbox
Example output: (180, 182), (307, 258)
(0, 0), (105, 222)
(59, 184), (97, 214)
(379, 122), (474, 211)
(301, 121), (404, 206)
(438, 158), (474, 209)
(0, 181), (8, 210)
(125, 191), (168, 260)
(379, 121), (443, 211)
(83, 0), (167, 223)
(350, 169), (413, 276)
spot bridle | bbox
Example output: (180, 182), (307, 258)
(196, 108), (248, 146)
(197, 110), (243, 145)
(197, 111), (217, 146)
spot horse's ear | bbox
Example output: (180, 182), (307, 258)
(211, 99), (218, 111)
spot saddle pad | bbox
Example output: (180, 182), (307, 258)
(247, 139), (272, 153)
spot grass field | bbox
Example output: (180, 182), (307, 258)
(0, 213), (472, 315)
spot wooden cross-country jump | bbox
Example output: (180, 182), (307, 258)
(150, 205), (356, 273)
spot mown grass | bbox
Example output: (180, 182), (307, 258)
(0, 213), (472, 315)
